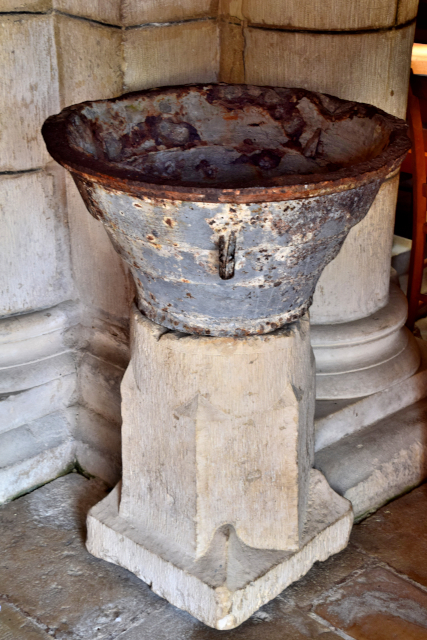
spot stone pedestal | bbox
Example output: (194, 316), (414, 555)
(87, 306), (353, 629)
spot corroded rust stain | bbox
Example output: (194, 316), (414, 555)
(42, 83), (410, 336)
(43, 83), (409, 205)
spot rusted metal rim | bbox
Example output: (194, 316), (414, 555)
(42, 83), (410, 204)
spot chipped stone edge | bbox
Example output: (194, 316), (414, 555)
(0, 441), (75, 504)
(86, 475), (353, 630)
(346, 441), (427, 522)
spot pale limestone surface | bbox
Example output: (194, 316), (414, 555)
(0, 0), (420, 548)
(315, 339), (427, 452)
(120, 307), (315, 557)
(121, 0), (217, 26)
(87, 470), (353, 629)
(71, 405), (122, 486)
(237, 3), (416, 418)
(1, 472), (425, 639)
(219, 21), (245, 83)
(0, 169), (72, 316)
(0, 473), (358, 639)
(0, 352), (75, 395)
(315, 397), (427, 520)
(65, 174), (135, 324)
(397, 0), (420, 24)
(123, 20), (219, 92)
(242, 0), (400, 30)
(245, 25), (414, 120)
(79, 353), (124, 426)
(86, 308), (354, 628)
(311, 285), (420, 400)
(77, 317), (130, 371)
(0, 14), (59, 171)
(315, 329), (419, 400)
(54, 13), (123, 108)
(0, 300), (78, 503)
(0, 412), (75, 503)
(0, 0), (51, 10)
(219, 0), (245, 20)
(0, 377), (76, 434)
(0, 301), (78, 407)
(0, 304), (74, 369)
(311, 176), (399, 324)
(53, 0), (122, 25)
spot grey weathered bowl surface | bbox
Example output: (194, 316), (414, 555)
(42, 84), (409, 336)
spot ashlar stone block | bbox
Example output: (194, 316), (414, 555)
(121, 0), (218, 27)
(79, 353), (124, 426)
(219, 21), (245, 84)
(311, 174), (399, 323)
(54, 13), (122, 108)
(0, 14), (59, 171)
(242, 0), (399, 31)
(397, 0), (419, 25)
(123, 20), (219, 92)
(244, 24), (414, 119)
(53, 0), (122, 26)
(0, 168), (73, 316)
(87, 307), (353, 629)
(0, 0), (51, 10)
(65, 173), (135, 323)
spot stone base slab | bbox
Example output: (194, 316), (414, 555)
(86, 469), (353, 630)
(315, 395), (427, 521)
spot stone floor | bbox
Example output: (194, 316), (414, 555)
(2, 474), (427, 639)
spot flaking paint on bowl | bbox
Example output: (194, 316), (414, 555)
(42, 83), (410, 336)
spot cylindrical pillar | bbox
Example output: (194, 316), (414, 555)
(235, 4), (417, 399)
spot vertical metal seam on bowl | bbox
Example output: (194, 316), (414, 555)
(218, 230), (237, 280)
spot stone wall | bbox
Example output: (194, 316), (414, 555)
(0, 2), (220, 501)
(0, 0), (417, 502)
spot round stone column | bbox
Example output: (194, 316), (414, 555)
(238, 1), (418, 399)
(310, 176), (420, 399)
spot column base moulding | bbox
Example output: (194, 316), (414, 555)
(311, 284), (421, 400)
(315, 338), (427, 452)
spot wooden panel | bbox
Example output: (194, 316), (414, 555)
(0, 15), (59, 171)
(123, 20), (219, 92)
(54, 14), (122, 107)
(121, 0), (218, 27)
(242, 0), (398, 30)
(244, 24), (415, 118)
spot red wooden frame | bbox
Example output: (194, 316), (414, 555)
(406, 80), (427, 329)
